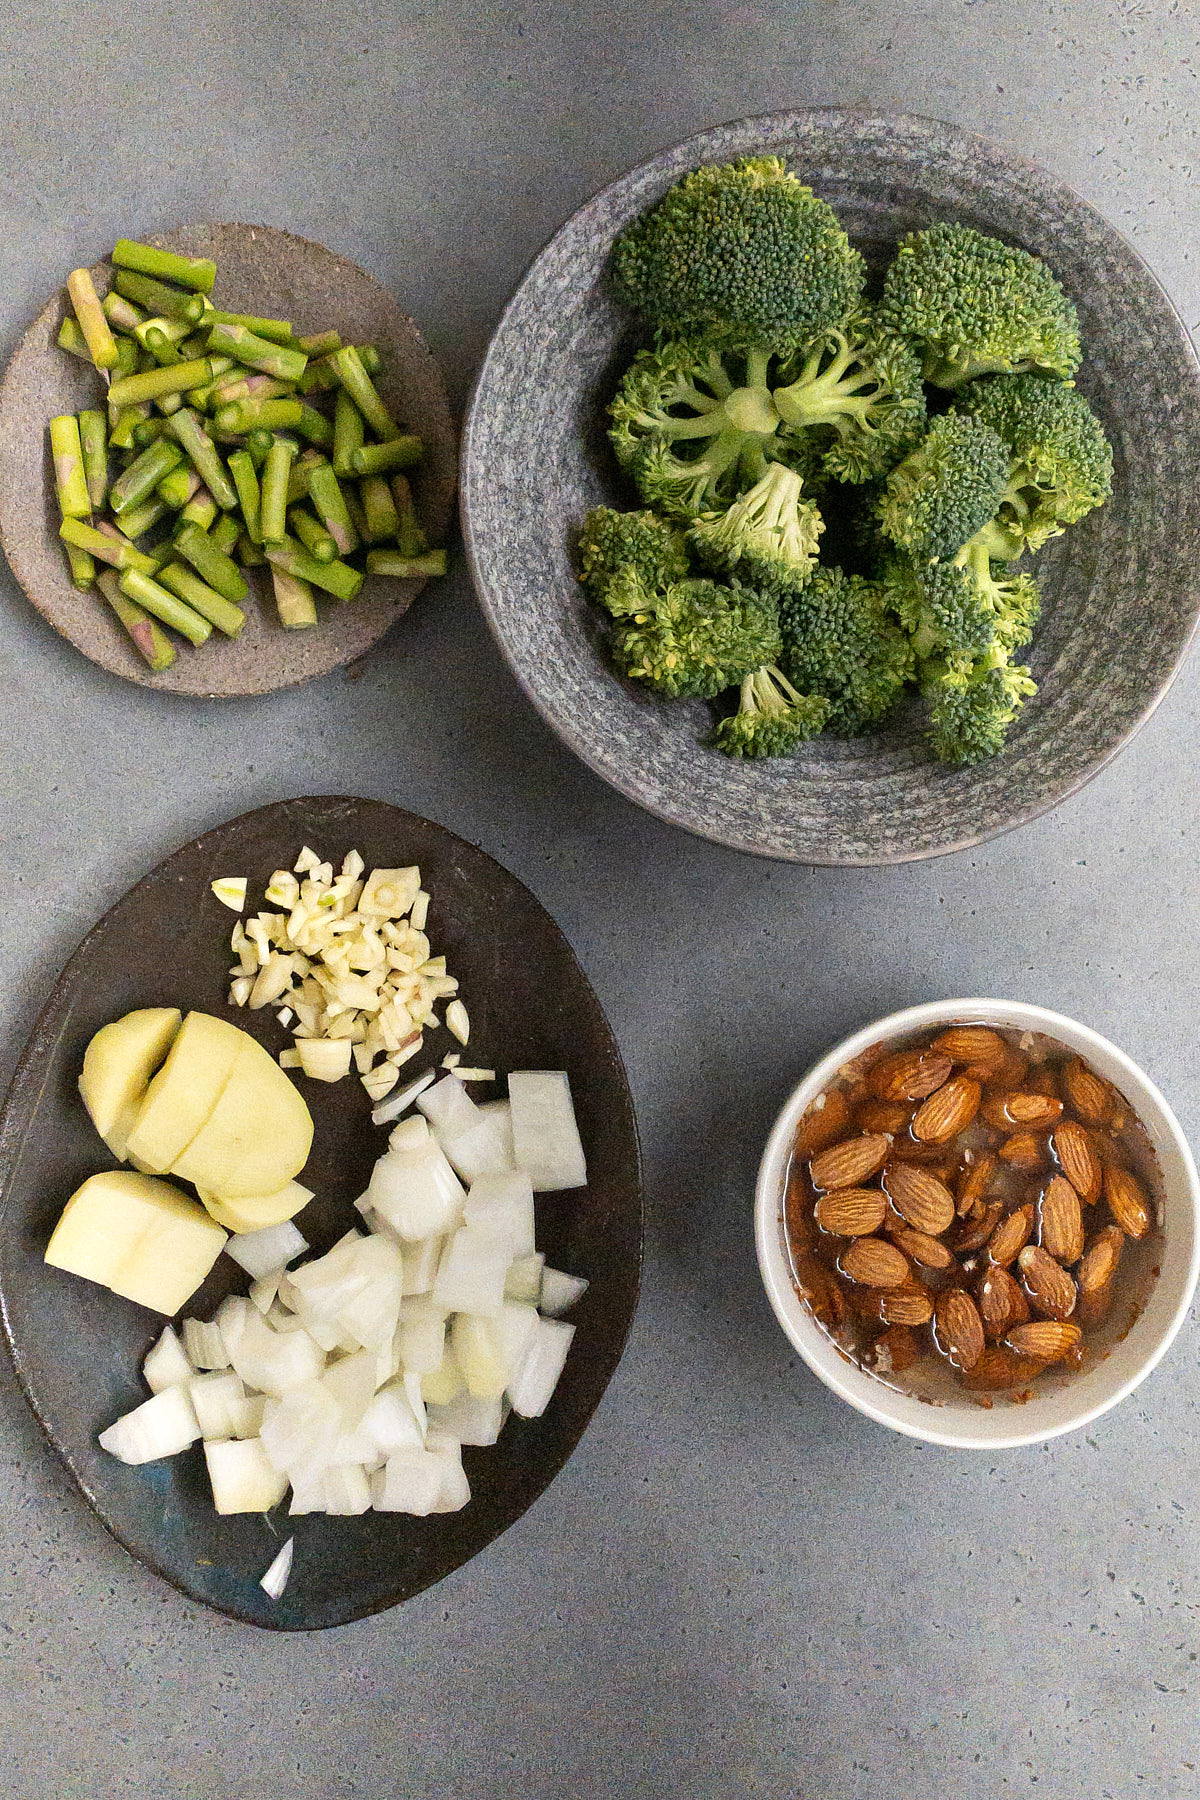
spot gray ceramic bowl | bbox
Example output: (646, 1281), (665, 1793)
(461, 110), (1200, 864)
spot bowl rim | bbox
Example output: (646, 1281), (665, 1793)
(754, 997), (1200, 1449)
(461, 106), (1200, 866)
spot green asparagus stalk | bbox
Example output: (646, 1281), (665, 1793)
(271, 566), (318, 629)
(57, 316), (92, 360)
(157, 561), (245, 637)
(134, 314), (192, 351)
(112, 239), (216, 294)
(245, 428), (274, 468)
(113, 268), (206, 324)
(145, 538), (177, 573)
(166, 407), (238, 509)
(118, 569), (212, 645)
(287, 504), (337, 563)
(287, 448), (322, 505)
(349, 435), (423, 477)
(265, 537), (363, 601)
(110, 438), (184, 515)
(295, 404), (334, 448)
(116, 494), (169, 538)
(212, 397), (303, 435)
(208, 371), (292, 410)
(330, 345), (396, 438)
(209, 513), (240, 557)
(206, 320), (307, 382)
(306, 459), (358, 555)
(66, 268), (118, 370)
(226, 449), (262, 543)
(50, 415), (92, 519)
(173, 520), (248, 602)
(59, 516), (157, 574)
(102, 291), (146, 332)
(237, 532), (266, 567)
(297, 329), (341, 356)
(109, 405), (150, 451)
(108, 358), (213, 407)
(359, 475), (399, 543)
(357, 345), (382, 375)
(365, 549), (448, 578)
(112, 336), (141, 385)
(186, 355), (236, 407)
(332, 386), (364, 476)
(96, 568), (176, 669)
(180, 488), (218, 531)
(142, 327), (182, 367)
(391, 473), (427, 557)
(209, 309), (293, 344)
(156, 464), (201, 510)
(64, 544), (96, 587)
(260, 437), (295, 543)
(78, 410), (108, 511)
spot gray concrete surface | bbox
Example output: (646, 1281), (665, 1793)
(0, 2), (1197, 1795)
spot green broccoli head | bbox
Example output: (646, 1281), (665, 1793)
(711, 665), (830, 759)
(878, 551), (996, 664)
(687, 462), (824, 596)
(611, 155), (865, 348)
(879, 224), (1082, 388)
(770, 313), (927, 483)
(956, 372), (1113, 549)
(923, 646), (1037, 764)
(878, 414), (1012, 563)
(575, 506), (692, 604)
(778, 564), (915, 735)
(609, 338), (800, 519)
(610, 576), (782, 699)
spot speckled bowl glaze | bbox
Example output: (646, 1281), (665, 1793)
(461, 111), (1200, 864)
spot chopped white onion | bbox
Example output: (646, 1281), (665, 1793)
(322, 1464), (372, 1515)
(228, 1308), (325, 1396)
(426, 1436), (471, 1512)
(504, 1252), (545, 1305)
(417, 1074), (479, 1139)
(508, 1071), (587, 1191)
(396, 1296), (449, 1374)
(539, 1268), (589, 1316)
(143, 1324), (193, 1393)
(216, 1294), (251, 1361)
(420, 1339), (464, 1406)
(321, 1349), (378, 1433)
(226, 1220), (309, 1280)
(250, 1269), (284, 1315)
(462, 1170), (536, 1258)
(508, 1317), (575, 1418)
(433, 1226), (512, 1317)
(426, 1390), (504, 1447)
(259, 1536), (294, 1599)
(362, 1384), (424, 1456)
(372, 1448), (444, 1514)
(259, 1381), (342, 1478)
(371, 1067), (437, 1128)
(401, 1232), (444, 1297)
(367, 1135), (465, 1242)
(189, 1370), (251, 1440)
(183, 1317), (230, 1372)
(403, 1370), (428, 1444)
(204, 1438), (288, 1513)
(99, 1386), (201, 1464)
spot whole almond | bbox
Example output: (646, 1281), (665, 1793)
(912, 1074), (982, 1144)
(1018, 1245), (1077, 1320)
(998, 1132), (1047, 1174)
(963, 1344), (1047, 1390)
(951, 1201), (1004, 1255)
(792, 1255), (848, 1330)
(1062, 1056), (1114, 1125)
(855, 1098), (912, 1135)
(874, 1323), (919, 1371)
(931, 1025), (1008, 1071)
(840, 1237), (910, 1288)
(793, 1087), (853, 1159)
(1005, 1320), (1082, 1362)
(890, 1225), (956, 1270)
(956, 1150), (998, 1215)
(1039, 1176), (1085, 1265)
(877, 1286), (935, 1326)
(933, 1288), (985, 1370)
(983, 1091), (1063, 1130)
(882, 1162), (956, 1235)
(987, 1203), (1034, 1267)
(977, 1264), (1026, 1340)
(1104, 1166), (1153, 1240)
(1051, 1117), (1102, 1204)
(809, 1133), (890, 1192)
(868, 1048), (953, 1103)
(1077, 1223), (1125, 1295)
(814, 1187), (887, 1237)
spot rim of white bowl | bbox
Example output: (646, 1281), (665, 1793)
(755, 999), (1200, 1449)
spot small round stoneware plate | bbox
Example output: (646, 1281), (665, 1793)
(0, 797), (641, 1630)
(0, 225), (457, 697)
(461, 110), (1200, 864)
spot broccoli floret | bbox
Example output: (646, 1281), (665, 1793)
(575, 506), (691, 603)
(610, 576), (781, 698)
(611, 155), (865, 348)
(778, 564), (915, 735)
(687, 462), (824, 596)
(922, 646), (1037, 764)
(712, 665), (830, 758)
(878, 552), (995, 664)
(770, 314), (927, 482)
(953, 538), (1042, 652)
(878, 414), (1013, 563)
(956, 372), (1113, 549)
(610, 338), (806, 519)
(879, 224), (1082, 388)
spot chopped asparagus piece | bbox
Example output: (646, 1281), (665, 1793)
(157, 561), (245, 637)
(118, 569), (212, 645)
(108, 359), (214, 407)
(271, 566), (318, 629)
(306, 459), (358, 555)
(112, 239), (217, 294)
(350, 436), (422, 477)
(359, 475), (399, 543)
(330, 345), (396, 438)
(265, 537), (363, 600)
(110, 438), (185, 515)
(57, 315), (92, 360)
(227, 450), (262, 543)
(260, 438), (295, 543)
(96, 568), (176, 669)
(209, 309), (293, 343)
(391, 474), (427, 557)
(166, 407), (238, 509)
(180, 487), (218, 532)
(206, 320), (307, 382)
(78, 410), (108, 511)
(332, 386), (364, 476)
(173, 520), (248, 602)
(113, 267), (207, 324)
(50, 415), (92, 519)
(287, 504), (336, 563)
(59, 517), (156, 575)
(66, 268), (118, 370)
(365, 550), (448, 578)
(101, 291), (146, 332)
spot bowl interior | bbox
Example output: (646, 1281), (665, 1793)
(755, 1000), (1199, 1448)
(462, 110), (1200, 863)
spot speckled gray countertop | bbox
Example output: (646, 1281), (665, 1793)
(1, 4), (1199, 1796)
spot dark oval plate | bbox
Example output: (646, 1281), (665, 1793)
(0, 224), (458, 697)
(0, 797), (642, 1630)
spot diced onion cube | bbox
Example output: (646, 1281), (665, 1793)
(539, 1268), (589, 1316)
(504, 1252), (545, 1304)
(226, 1220), (309, 1281)
(204, 1437), (288, 1513)
(433, 1226), (511, 1317)
(143, 1324), (193, 1393)
(508, 1071), (587, 1191)
(508, 1317), (575, 1418)
(372, 1448), (444, 1514)
(189, 1370), (250, 1441)
(371, 1067), (437, 1128)
(425, 1390), (504, 1447)
(99, 1385), (201, 1464)
(260, 1536), (294, 1599)
(322, 1465), (373, 1515)
(183, 1317), (230, 1371)
(463, 1171), (536, 1257)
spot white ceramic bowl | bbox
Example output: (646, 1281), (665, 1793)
(755, 999), (1200, 1448)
